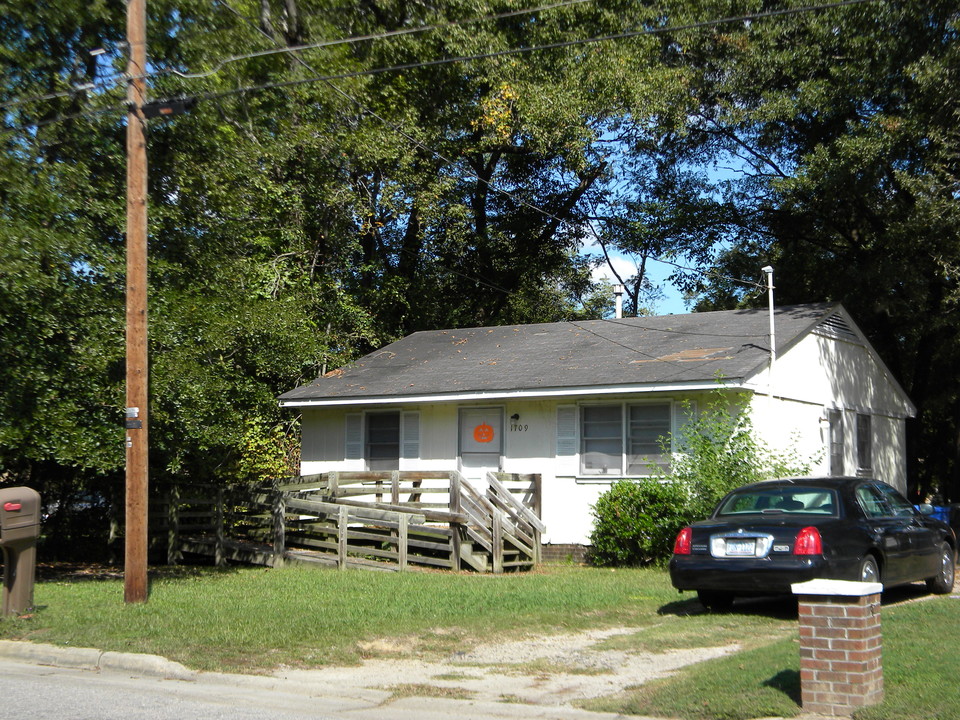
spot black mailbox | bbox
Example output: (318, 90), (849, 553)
(0, 487), (41, 617)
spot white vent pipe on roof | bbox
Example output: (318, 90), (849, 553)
(614, 284), (624, 319)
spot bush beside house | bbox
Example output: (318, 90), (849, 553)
(589, 392), (816, 566)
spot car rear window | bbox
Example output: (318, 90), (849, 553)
(715, 488), (839, 517)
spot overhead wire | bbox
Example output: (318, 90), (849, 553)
(0, 0), (867, 298)
(184, 0), (859, 296)
(183, 0), (876, 105)
(1, 0), (871, 144)
(170, 0), (596, 80)
(143, 0), (875, 85)
(0, 0), (876, 133)
(0, 45), (132, 112)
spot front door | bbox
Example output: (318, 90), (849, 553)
(458, 408), (503, 482)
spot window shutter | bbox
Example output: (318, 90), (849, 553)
(401, 411), (420, 459)
(344, 413), (363, 460)
(556, 405), (578, 457)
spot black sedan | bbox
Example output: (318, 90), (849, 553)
(669, 477), (957, 611)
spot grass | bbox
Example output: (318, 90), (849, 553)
(582, 635), (803, 720)
(581, 585), (960, 720)
(383, 683), (474, 701)
(2, 564), (694, 672)
(2, 563), (958, 720)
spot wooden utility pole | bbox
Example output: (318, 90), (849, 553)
(125, 0), (149, 604)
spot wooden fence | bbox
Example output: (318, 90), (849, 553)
(152, 471), (543, 574)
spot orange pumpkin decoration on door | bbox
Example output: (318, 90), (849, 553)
(473, 423), (495, 443)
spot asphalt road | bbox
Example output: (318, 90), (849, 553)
(0, 654), (636, 720)
(0, 658), (346, 720)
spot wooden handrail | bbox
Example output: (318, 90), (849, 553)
(486, 472), (546, 533)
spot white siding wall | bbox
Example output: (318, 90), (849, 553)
(299, 395), (705, 545)
(746, 394), (828, 475)
(746, 331), (911, 492)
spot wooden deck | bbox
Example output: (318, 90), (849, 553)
(152, 471), (543, 574)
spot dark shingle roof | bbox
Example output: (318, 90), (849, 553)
(279, 303), (838, 404)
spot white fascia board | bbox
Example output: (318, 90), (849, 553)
(279, 379), (744, 409)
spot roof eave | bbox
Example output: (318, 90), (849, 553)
(279, 378), (747, 408)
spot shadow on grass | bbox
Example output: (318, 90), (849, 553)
(764, 668), (801, 705)
(658, 593), (799, 620)
(36, 561), (242, 583)
(879, 582), (937, 606)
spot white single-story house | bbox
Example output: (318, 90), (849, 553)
(279, 303), (916, 547)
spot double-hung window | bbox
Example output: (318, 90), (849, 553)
(578, 402), (672, 477)
(345, 411), (420, 470)
(581, 406), (622, 474)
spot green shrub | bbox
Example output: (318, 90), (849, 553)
(589, 389), (816, 566)
(589, 478), (691, 566)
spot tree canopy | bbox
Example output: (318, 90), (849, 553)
(1, 0), (958, 557)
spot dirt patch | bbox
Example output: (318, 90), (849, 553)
(276, 627), (738, 707)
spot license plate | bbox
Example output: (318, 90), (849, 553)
(724, 539), (756, 556)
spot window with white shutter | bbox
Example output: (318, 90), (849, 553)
(556, 406), (578, 457)
(401, 411), (420, 460)
(344, 413), (363, 460)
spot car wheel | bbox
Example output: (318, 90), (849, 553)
(697, 590), (734, 612)
(858, 555), (881, 584)
(926, 542), (956, 595)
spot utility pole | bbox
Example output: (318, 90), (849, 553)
(125, 0), (149, 604)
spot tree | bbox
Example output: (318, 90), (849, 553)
(0, 0), (698, 555)
(595, 0), (960, 499)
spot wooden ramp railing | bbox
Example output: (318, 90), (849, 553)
(154, 471), (543, 574)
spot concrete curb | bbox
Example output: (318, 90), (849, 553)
(0, 640), (196, 680)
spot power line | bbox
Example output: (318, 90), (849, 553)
(196, 0), (808, 298)
(1, 0), (874, 139)
(169, 0), (596, 80)
(0, 84), (98, 111)
(180, 0), (877, 103)
(161, 0), (876, 88)
(0, 99), (128, 140)
(1, 0), (868, 299)
(0, 48), (130, 112)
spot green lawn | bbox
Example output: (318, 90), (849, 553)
(581, 584), (960, 720)
(2, 563), (957, 720)
(3, 564), (699, 671)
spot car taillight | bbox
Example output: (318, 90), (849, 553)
(673, 527), (693, 555)
(794, 526), (823, 555)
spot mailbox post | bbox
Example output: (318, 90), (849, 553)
(0, 487), (41, 617)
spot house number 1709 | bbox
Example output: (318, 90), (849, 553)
(510, 423), (529, 432)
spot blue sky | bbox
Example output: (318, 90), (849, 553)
(588, 245), (690, 316)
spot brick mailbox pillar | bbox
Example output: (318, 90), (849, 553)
(791, 579), (884, 717)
